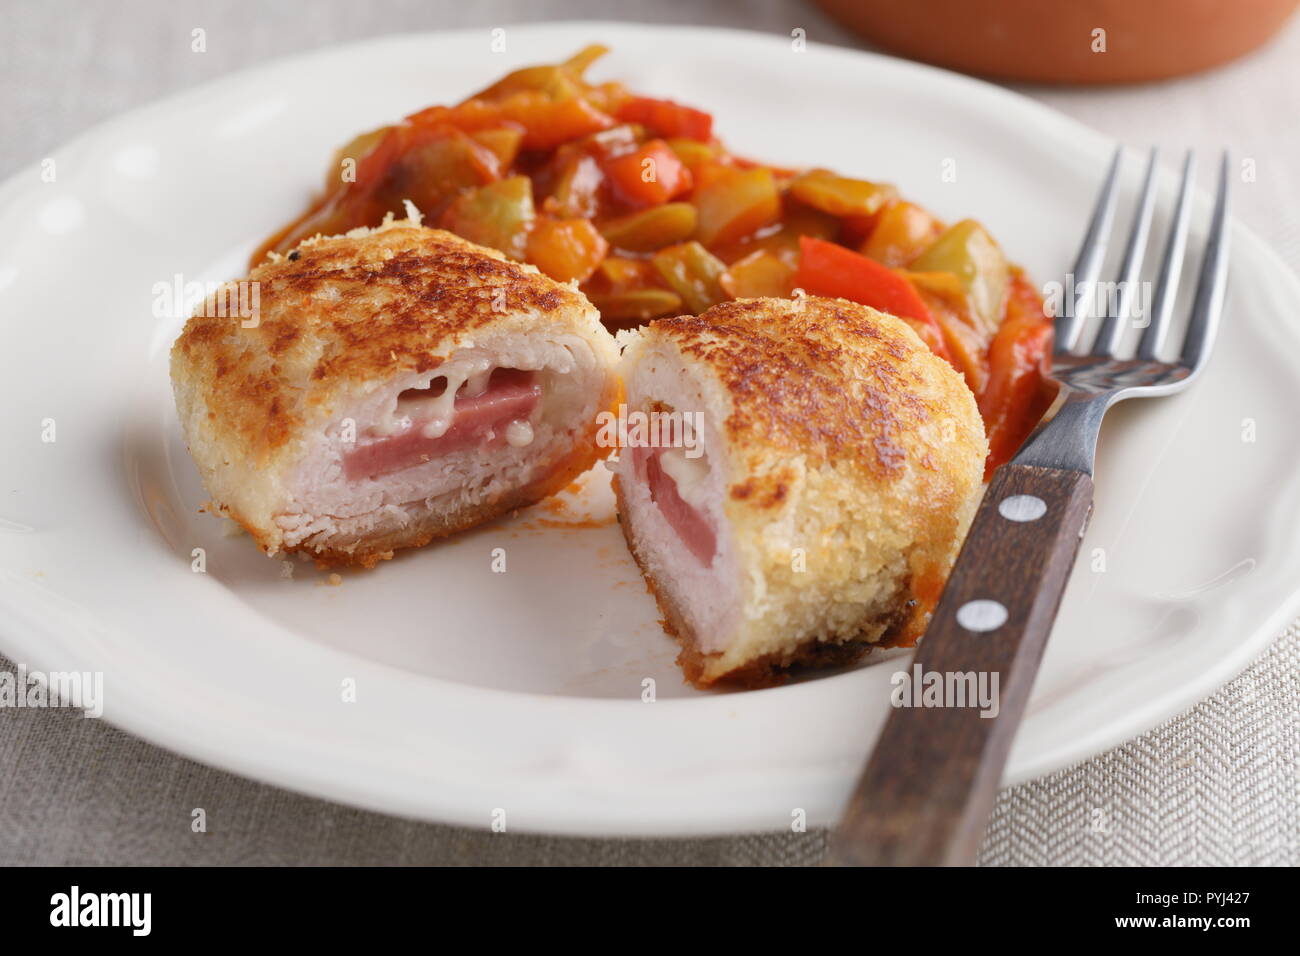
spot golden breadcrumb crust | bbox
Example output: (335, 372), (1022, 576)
(652, 296), (949, 479)
(171, 215), (616, 560)
(624, 296), (988, 688)
(172, 218), (592, 472)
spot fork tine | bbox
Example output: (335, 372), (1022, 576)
(1057, 146), (1122, 354)
(1136, 151), (1197, 362)
(1093, 147), (1159, 356)
(1179, 151), (1232, 372)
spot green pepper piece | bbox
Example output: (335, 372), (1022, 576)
(439, 176), (536, 259)
(652, 241), (727, 314)
(911, 219), (1009, 332)
(600, 203), (698, 252)
(590, 288), (684, 324)
(787, 168), (896, 218)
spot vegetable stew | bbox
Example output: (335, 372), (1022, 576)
(251, 46), (1055, 475)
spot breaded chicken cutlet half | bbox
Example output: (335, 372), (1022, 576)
(612, 296), (987, 688)
(171, 213), (620, 567)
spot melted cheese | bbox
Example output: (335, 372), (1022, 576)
(505, 419), (535, 447)
(658, 448), (712, 511)
(369, 356), (494, 439)
(367, 348), (574, 443)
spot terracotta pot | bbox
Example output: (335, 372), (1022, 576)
(813, 0), (1299, 84)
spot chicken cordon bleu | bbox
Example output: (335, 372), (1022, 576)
(171, 213), (620, 567)
(612, 296), (987, 688)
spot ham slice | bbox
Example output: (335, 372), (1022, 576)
(344, 369), (540, 481)
(633, 446), (716, 567)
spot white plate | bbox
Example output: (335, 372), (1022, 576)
(2, 23), (1298, 836)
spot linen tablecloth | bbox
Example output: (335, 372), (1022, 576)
(2, 0), (1296, 865)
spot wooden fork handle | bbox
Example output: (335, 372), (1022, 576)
(829, 463), (1094, 866)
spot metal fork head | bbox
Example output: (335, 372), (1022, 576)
(1053, 146), (1232, 399)
(1014, 147), (1231, 473)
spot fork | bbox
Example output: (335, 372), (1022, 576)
(829, 147), (1232, 867)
